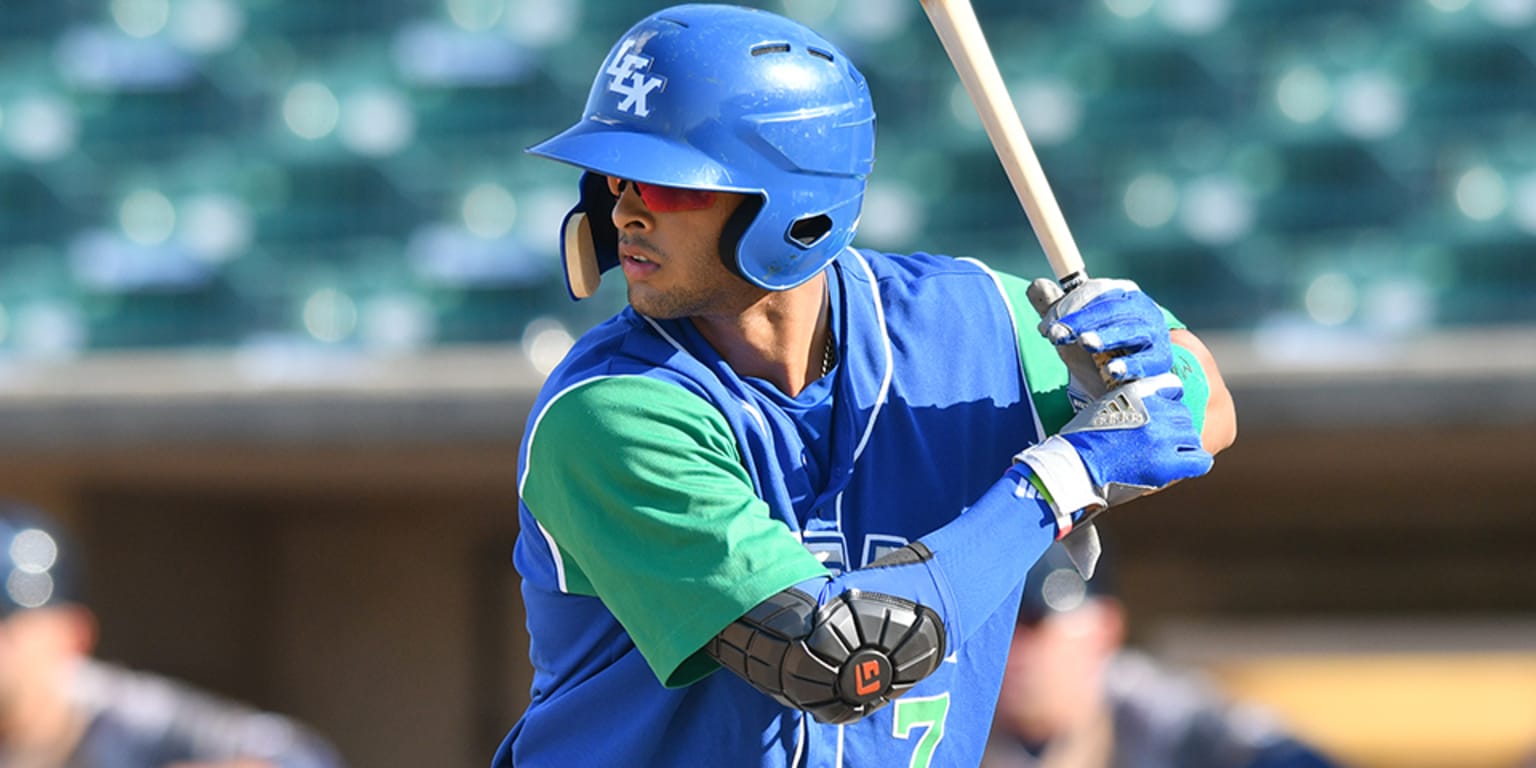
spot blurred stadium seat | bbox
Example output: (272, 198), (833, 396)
(0, 0), (1533, 359)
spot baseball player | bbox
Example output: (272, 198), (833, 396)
(499, 5), (1235, 767)
(0, 500), (345, 768)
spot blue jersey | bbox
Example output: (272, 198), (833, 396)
(497, 249), (1135, 767)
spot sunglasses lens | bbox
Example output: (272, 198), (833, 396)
(608, 177), (716, 212)
(636, 183), (716, 212)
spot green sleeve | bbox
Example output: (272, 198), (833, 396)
(994, 273), (1205, 435)
(522, 376), (828, 687)
(993, 272), (1074, 435)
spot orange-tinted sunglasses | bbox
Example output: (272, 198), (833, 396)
(606, 176), (718, 212)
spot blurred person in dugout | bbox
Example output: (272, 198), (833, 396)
(0, 499), (343, 768)
(982, 543), (1341, 768)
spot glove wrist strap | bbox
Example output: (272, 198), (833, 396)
(1014, 435), (1107, 539)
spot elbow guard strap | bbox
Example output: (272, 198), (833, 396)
(705, 587), (946, 725)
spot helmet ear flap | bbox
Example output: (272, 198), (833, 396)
(561, 211), (601, 299)
(718, 195), (764, 282)
(559, 173), (621, 300)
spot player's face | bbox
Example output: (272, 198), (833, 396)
(606, 176), (762, 320)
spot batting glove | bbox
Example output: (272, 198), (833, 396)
(1014, 373), (1212, 537)
(1027, 277), (1172, 410)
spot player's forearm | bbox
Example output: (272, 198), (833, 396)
(706, 467), (1059, 724)
(1169, 329), (1236, 455)
(807, 466), (1058, 646)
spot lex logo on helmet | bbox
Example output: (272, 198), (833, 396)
(605, 39), (666, 117)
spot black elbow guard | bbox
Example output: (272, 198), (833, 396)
(705, 587), (946, 725)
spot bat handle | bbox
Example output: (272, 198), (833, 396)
(1055, 269), (1128, 387)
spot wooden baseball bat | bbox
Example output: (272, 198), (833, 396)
(919, 0), (1111, 563)
(918, 0), (1087, 290)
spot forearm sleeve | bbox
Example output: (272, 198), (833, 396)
(812, 465), (1058, 645)
(706, 465), (1061, 723)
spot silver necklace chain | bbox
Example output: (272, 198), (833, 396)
(819, 280), (836, 378)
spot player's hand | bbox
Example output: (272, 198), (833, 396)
(1014, 374), (1212, 532)
(1027, 277), (1172, 409)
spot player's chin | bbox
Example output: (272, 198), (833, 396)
(625, 287), (686, 321)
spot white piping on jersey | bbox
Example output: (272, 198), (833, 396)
(639, 315), (775, 497)
(640, 314), (684, 354)
(960, 257), (1048, 444)
(847, 249), (895, 461)
(520, 373), (631, 594)
(535, 521), (568, 594)
(741, 402), (768, 435)
(836, 722), (847, 767)
(637, 258), (894, 531)
(793, 714), (806, 768)
(519, 373), (627, 495)
(740, 401), (773, 496)
(833, 249), (896, 529)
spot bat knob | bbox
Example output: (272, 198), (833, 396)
(1058, 271), (1088, 293)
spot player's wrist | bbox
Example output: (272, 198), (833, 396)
(1011, 436), (1105, 539)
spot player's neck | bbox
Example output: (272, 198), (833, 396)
(691, 271), (830, 397)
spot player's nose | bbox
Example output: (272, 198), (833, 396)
(611, 181), (652, 231)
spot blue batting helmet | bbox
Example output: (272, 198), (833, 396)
(527, 4), (876, 297)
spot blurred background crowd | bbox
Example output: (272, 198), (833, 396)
(0, 0), (1533, 766)
(3, 0), (1534, 360)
